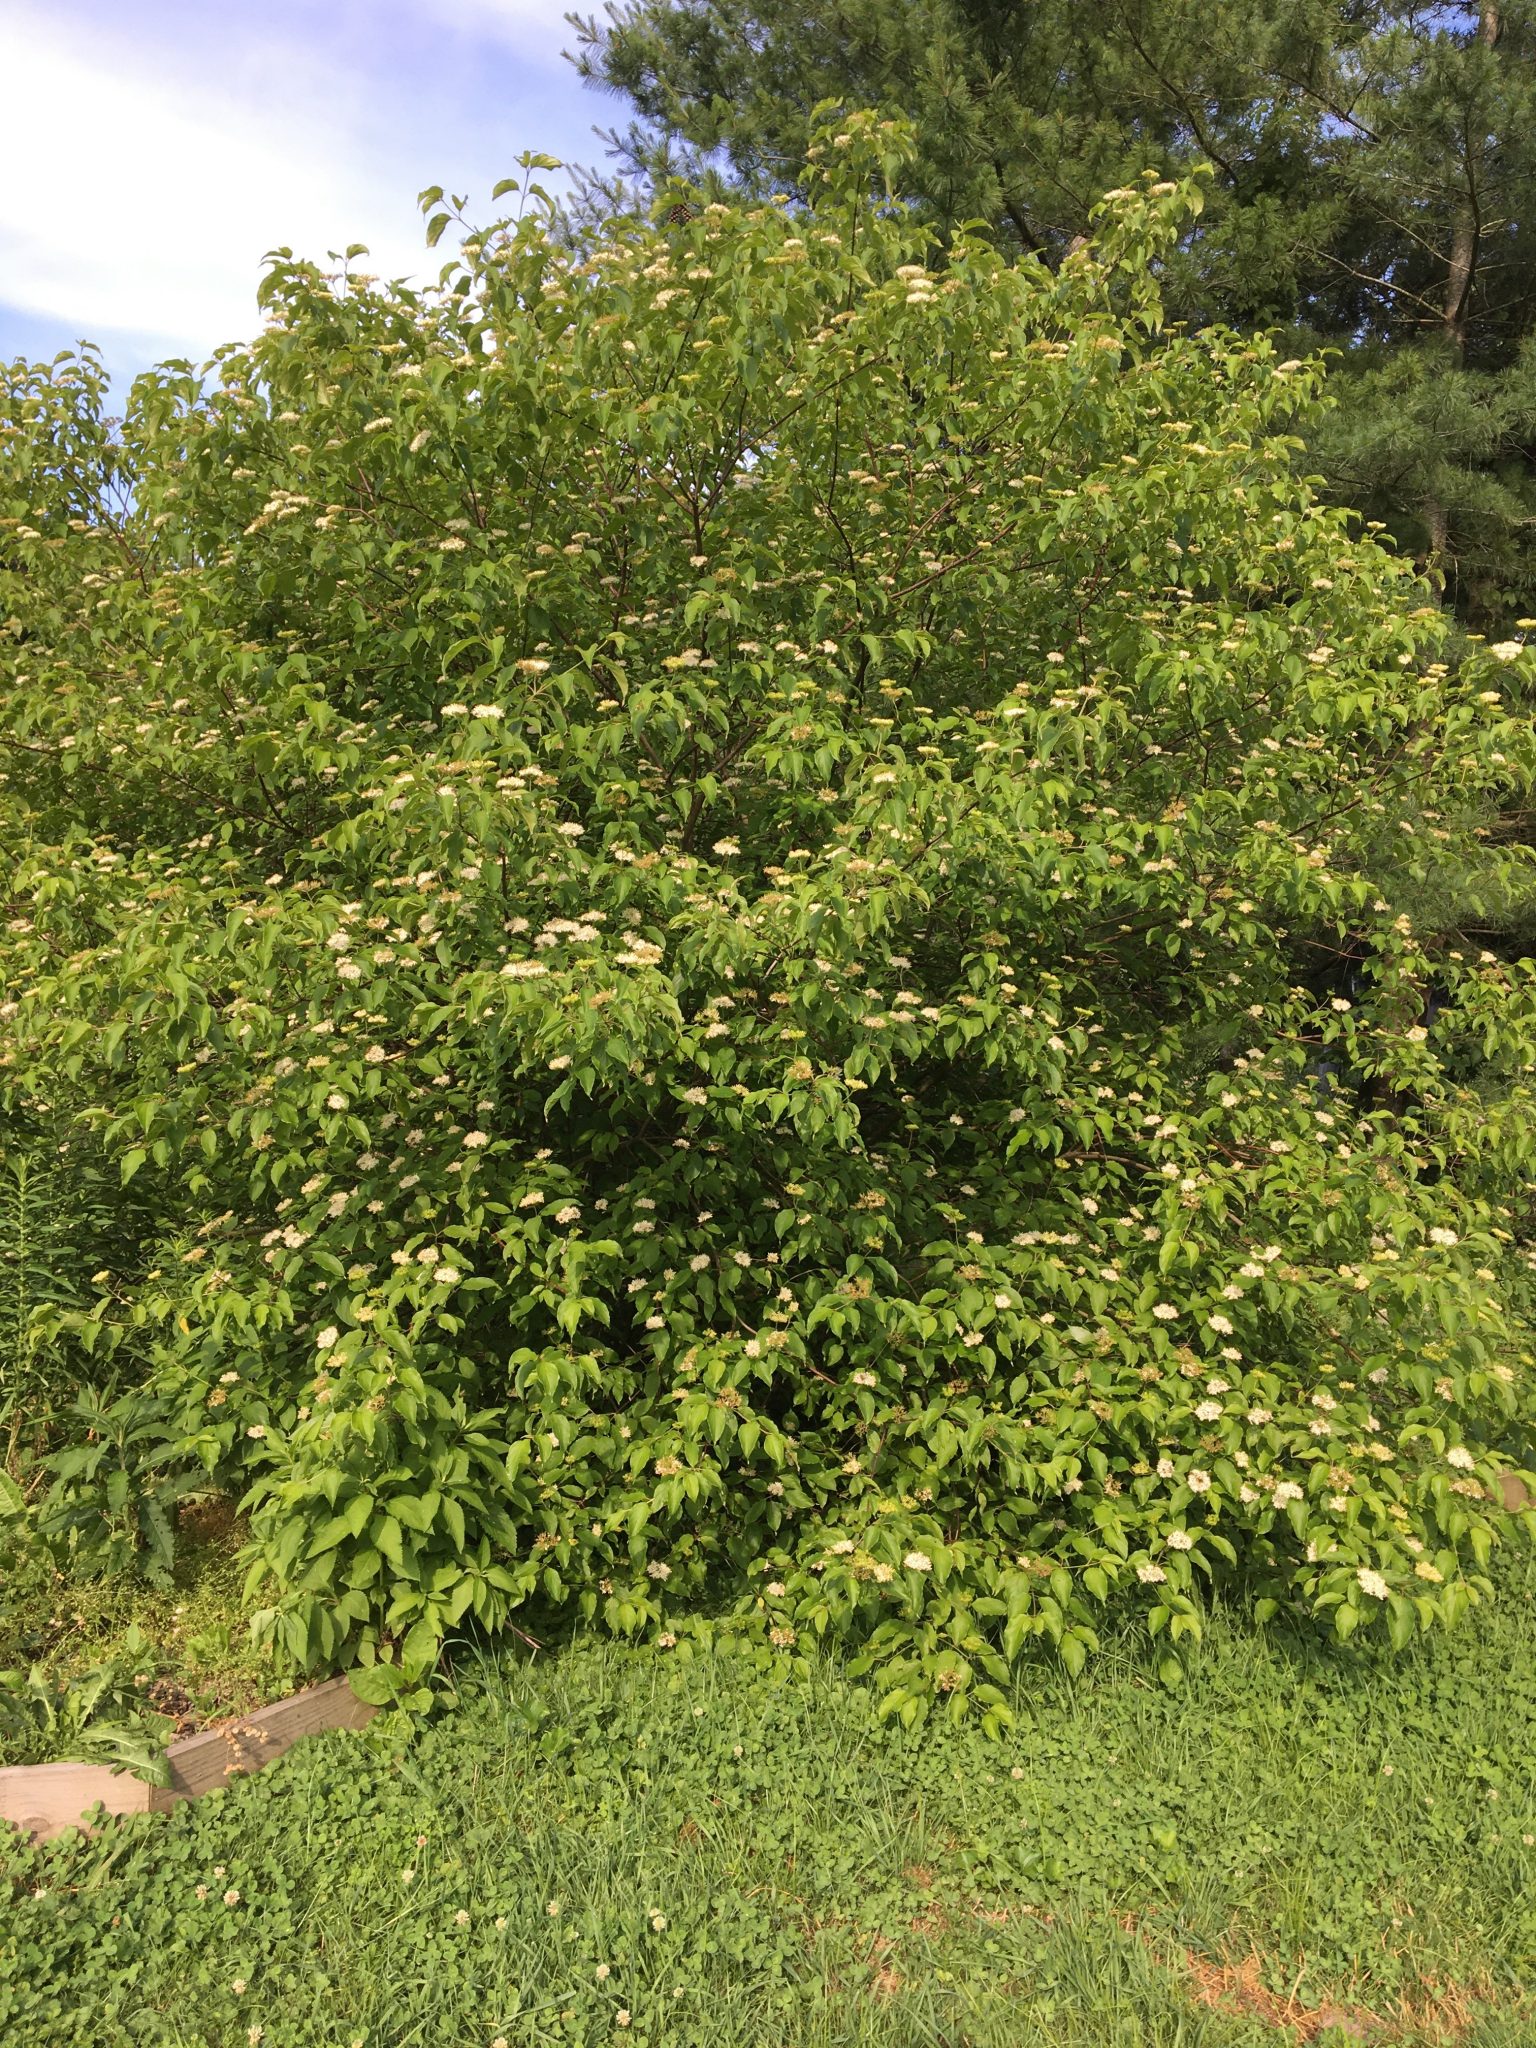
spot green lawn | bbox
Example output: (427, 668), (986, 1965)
(5, 1560), (1536, 2048)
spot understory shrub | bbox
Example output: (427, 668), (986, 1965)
(4, 115), (1536, 1724)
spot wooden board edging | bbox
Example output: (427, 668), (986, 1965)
(0, 1674), (376, 1843)
(0, 1758), (150, 1842)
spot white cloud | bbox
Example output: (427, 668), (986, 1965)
(0, 11), (436, 352)
(0, 2), (595, 363)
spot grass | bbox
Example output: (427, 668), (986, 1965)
(4, 1553), (1536, 2047)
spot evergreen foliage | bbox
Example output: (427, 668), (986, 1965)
(573, 0), (1536, 624)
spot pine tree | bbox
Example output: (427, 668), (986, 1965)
(571, 0), (1536, 625)
(1308, 2), (1536, 621)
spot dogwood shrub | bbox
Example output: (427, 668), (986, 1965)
(5, 117), (1536, 1725)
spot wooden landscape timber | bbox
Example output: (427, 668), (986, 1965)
(0, 1675), (376, 1843)
(0, 1758), (148, 1843)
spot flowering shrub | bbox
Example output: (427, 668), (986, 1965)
(4, 117), (1536, 1726)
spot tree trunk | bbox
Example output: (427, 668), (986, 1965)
(1442, 0), (1500, 360)
(1424, 1), (1501, 577)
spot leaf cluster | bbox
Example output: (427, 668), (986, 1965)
(3, 116), (1536, 1719)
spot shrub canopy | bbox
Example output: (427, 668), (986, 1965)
(4, 118), (1536, 1725)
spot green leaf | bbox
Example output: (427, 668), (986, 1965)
(348, 1662), (408, 1706)
(308, 1515), (356, 1557)
(391, 1492), (441, 1534)
(1387, 1595), (1416, 1651)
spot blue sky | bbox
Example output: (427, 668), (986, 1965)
(0, 1), (621, 385)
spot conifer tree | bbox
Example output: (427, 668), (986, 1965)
(571, 0), (1536, 624)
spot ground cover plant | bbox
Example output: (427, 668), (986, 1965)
(4, 114), (1536, 1727)
(5, 1571), (1536, 2047)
